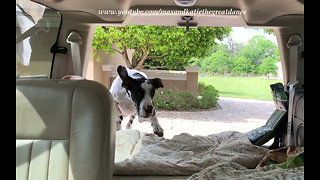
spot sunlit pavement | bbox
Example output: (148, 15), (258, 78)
(119, 97), (276, 140)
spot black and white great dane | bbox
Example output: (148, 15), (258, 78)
(110, 65), (164, 137)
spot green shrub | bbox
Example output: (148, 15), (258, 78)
(198, 82), (219, 109)
(154, 82), (219, 111)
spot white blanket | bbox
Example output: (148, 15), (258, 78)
(188, 162), (304, 180)
(114, 130), (269, 175)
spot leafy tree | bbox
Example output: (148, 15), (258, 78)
(194, 42), (238, 75)
(273, 48), (280, 62)
(211, 43), (229, 54)
(232, 55), (253, 75)
(225, 37), (244, 56)
(207, 51), (232, 74)
(258, 56), (278, 78)
(263, 29), (275, 35)
(92, 25), (231, 70)
(193, 33), (280, 76)
(238, 35), (278, 74)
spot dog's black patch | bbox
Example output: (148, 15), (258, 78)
(149, 78), (164, 89)
(127, 78), (146, 112)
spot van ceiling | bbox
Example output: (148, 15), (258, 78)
(33, 0), (303, 27)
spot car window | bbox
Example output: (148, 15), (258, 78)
(16, 0), (61, 79)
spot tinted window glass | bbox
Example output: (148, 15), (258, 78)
(16, 0), (61, 78)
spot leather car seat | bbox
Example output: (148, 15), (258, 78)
(16, 79), (116, 180)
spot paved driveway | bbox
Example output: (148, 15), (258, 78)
(121, 97), (276, 139)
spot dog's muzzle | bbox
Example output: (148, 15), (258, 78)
(143, 105), (154, 118)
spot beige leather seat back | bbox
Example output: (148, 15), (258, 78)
(16, 79), (116, 180)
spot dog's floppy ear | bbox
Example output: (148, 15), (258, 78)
(117, 65), (132, 89)
(149, 78), (164, 89)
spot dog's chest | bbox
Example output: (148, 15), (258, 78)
(113, 88), (136, 115)
(117, 101), (136, 116)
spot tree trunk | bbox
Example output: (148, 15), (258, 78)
(131, 56), (138, 68)
(121, 46), (132, 68)
(135, 52), (149, 70)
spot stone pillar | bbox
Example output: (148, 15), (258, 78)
(185, 66), (200, 94)
(101, 64), (113, 89)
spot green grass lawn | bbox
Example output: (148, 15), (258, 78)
(199, 76), (283, 101)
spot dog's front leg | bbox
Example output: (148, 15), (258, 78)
(116, 115), (123, 131)
(149, 116), (164, 137)
(115, 103), (123, 131)
(126, 113), (136, 129)
(137, 116), (164, 137)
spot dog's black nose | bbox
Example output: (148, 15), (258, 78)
(145, 105), (153, 114)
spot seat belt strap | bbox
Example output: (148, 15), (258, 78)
(286, 34), (302, 146)
(16, 25), (38, 45)
(66, 31), (82, 76)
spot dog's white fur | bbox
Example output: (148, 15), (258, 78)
(110, 67), (164, 136)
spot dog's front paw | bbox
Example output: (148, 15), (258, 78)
(126, 122), (132, 129)
(154, 130), (164, 137)
(116, 121), (122, 131)
(152, 124), (164, 137)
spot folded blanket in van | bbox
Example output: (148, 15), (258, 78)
(114, 130), (269, 175)
(188, 162), (304, 180)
